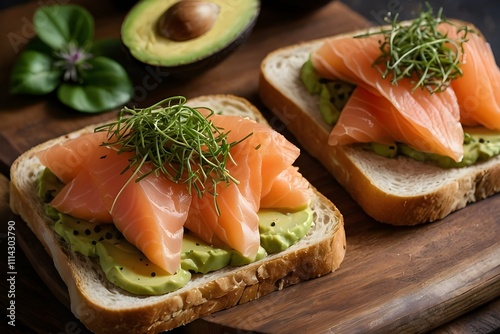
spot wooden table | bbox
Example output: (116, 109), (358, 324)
(1, 1), (499, 333)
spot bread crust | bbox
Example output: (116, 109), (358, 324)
(9, 94), (345, 333)
(258, 35), (500, 226)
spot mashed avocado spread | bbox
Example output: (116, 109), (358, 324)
(37, 168), (313, 295)
(301, 58), (500, 167)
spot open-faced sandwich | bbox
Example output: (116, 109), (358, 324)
(259, 6), (500, 225)
(9, 94), (345, 333)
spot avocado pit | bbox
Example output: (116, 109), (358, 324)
(158, 1), (220, 41)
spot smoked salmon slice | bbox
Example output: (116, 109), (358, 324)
(50, 168), (113, 223)
(311, 32), (464, 162)
(184, 113), (302, 258)
(39, 135), (192, 274)
(329, 86), (466, 159)
(447, 25), (500, 130)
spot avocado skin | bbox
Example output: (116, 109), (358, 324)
(121, 0), (260, 76)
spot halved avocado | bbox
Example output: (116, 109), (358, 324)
(263, 0), (333, 12)
(121, 0), (260, 72)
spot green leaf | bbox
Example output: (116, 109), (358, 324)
(10, 50), (62, 95)
(24, 36), (54, 54)
(34, 5), (94, 50)
(57, 57), (132, 113)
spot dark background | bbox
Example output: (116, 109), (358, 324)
(341, 0), (500, 58)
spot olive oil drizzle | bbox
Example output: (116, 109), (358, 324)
(355, 3), (472, 93)
(94, 96), (251, 213)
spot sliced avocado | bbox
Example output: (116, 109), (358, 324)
(181, 232), (267, 269)
(325, 81), (355, 112)
(319, 81), (355, 125)
(96, 239), (191, 295)
(319, 84), (340, 125)
(38, 167), (315, 295)
(45, 205), (61, 220)
(370, 142), (398, 158)
(464, 127), (500, 160)
(230, 246), (267, 267)
(121, 0), (260, 71)
(54, 213), (120, 257)
(180, 233), (232, 274)
(259, 208), (313, 254)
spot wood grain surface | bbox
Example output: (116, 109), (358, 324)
(1, 1), (499, 333)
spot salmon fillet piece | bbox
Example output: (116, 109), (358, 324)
(311, 32), (464, 161)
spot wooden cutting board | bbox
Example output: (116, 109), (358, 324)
(1, 1), (499, 333)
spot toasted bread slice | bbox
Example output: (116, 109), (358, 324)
(9, 94), (346, 333)
(258, 37), (500, 226)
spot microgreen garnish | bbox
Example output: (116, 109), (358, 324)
(356, 3), (472, 93)
(94, 96), (251, 212)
